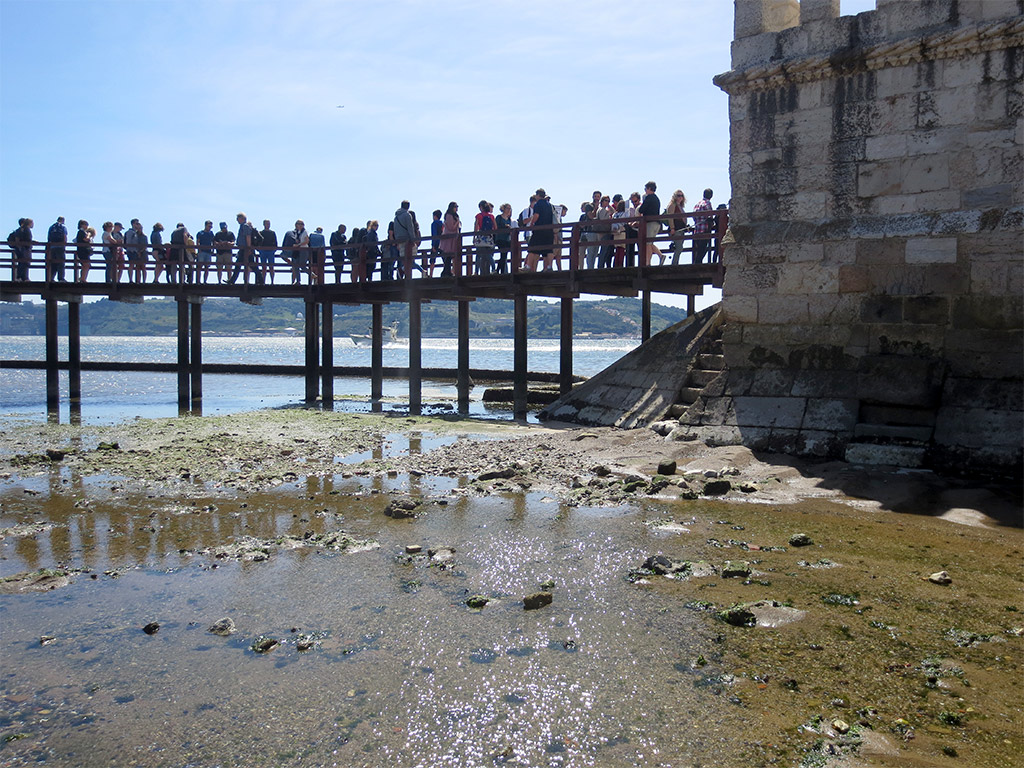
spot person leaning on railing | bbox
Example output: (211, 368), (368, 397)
(692, 188), (714, 264)
(664, 189), (688, 266)
(75, 219), (94, 282)
(46, 216), (68, 283)
(7, 218), (33, 282)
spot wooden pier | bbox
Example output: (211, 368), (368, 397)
(1, 212), (726, 419)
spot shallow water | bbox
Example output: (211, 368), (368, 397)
(1, 442), (1022, 767)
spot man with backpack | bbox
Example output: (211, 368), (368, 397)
(8, 218), (34, 281)
(46, 216), (68, 282)
(393, 200), (419, 278)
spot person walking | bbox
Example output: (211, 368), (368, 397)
(692, 188), (715, 264)
(393, 200), (419, 278)
(46, 216), (68, 282)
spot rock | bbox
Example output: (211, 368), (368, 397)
(39, 635), (56, 646)
(250, 636), (279, 653)
(296, 634), (315, 651)
(428, 546), (456, 564)
(466, 595), (490, 609)
(208, 617), (236, 636)
(384, 497), (420, 519)
(592, 464), (611, 477)
(789, 533), (814, 547)
(649, 421), (677, 436)
(644, 554), (682, 575)
(704, 469), (720, 478)
(738, 482), (758, 493)
(656, 459), (677, 476)
(747, 600), (807, 628)
(478, 468), (516, 481)
(45, 449), (65, 461)
(142, 622), (160, 635)
(523, 591), (553, 610)
(832, 719), (851, 734)
(404, 544), (422, 554)
(927, 570), (953, 585)
(703, 479), (732, 495)
(721, 561), (752, 579)
(539, 579), (556, 590)
(96, 441), (120, 451)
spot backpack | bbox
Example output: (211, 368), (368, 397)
(251, 228), (263, 247)
(7, 230), (17, 248)
(282, 230), (297, 248)
(48, 223), (65, 243)
(480, 214), (494, 232)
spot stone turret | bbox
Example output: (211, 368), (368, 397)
(688, 0), (1023, 477)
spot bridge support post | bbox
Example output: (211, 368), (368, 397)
(371, 303), (383, 411)
(321, 302), (333, 410)
(687, 294), (696, 317)
(641, 290), (652, 342)
(513, 294), (528, 419)
(190, 298), (203, 414)
(176, 297), (190, 413)
(409, 296), (422, 415)
(559, 297), (573, 396)
(304, 299), (319, 403)
(45, 298), (59, 417)
(68, 299), (81, 405)
(457, 300), (470, 414)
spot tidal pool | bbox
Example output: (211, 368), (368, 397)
(1, 461), (1021, 767)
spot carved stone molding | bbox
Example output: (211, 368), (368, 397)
(715, 17), (1024, 94)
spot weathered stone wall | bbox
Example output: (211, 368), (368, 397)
(706, 0), (1022, 476)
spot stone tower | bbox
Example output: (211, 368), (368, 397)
(701, 0), (1022, 476)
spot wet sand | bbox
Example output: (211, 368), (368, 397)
(0, 409), (1021, 767)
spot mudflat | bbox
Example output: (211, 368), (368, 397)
(1, 409), (1021, 767)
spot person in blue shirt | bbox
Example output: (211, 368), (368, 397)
(46, 216), (68, 282)
(308, 226), (327, 283)
(195, 221), (216, 284)
(429, 209), (444, 277)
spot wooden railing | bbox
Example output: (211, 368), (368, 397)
(1, 209), (727, 287)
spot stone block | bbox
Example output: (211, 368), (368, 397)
(860, 294), (903, 323)
(839, 265), (871, 293)
(791, 370), (860, 399)
(733, 396), (806, 429)
(824, 239), (856, 266)
(845, 442), (926, 468)
(857, 159), (903, 197)
(867, 323), (946, 357)
(796, 429), (846, 459)
(865, 134), (908, 161)
(903, 296), (949, 325)
(950, 295), (1023, 332)
(789, 242), (825, 264)
(748, 368), (794, 397)
(799, 0), (838, 23)
(776, 263), (839, 295)
(943, 376), (1024, 411)
(724, 264), (780, 294)
(758, 295), (809, 324)
(855, 237), (905, 264)
(901, 154), (950, 194)
(967, 128), (1016, 151)
(807, 294), (860, 324)
(963, 184), (1015, 208)
(802, 397), (858, 431)
(905, 237), (957, 264)
(699, 425), (746, 447)
(789, 191), (829, 220)
(959, 230), (1024, 262)
(701, 396), (738, 426)
(907, 127), (965, 156)
(767, 428), (801, 454)
(857, 355), (943, 406)
(723, 295), (758, 324)
(934, 407), (1024, 449)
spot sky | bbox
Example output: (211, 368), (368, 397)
(0, 0), (878, 309)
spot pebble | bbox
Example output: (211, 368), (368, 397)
(523, 591), (553, 610)
(142, 622), (160, 635)
(208, 617), (236, 636)
(789, 533), (814, 547)
(927, 570), (953, 585)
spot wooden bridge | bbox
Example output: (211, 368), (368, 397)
(1, 211), (726, 419)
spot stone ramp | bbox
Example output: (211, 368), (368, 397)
(540, 305), (723, 428)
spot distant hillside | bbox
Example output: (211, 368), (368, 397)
(1, 296), (686, 339)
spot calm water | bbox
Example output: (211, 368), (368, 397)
(0, 336), (638, 425)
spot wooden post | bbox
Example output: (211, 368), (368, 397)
(457, 299), (470, 414)
(321, 302), (333, 409)
(176, 297), (190, 413)
(641, 290), (652, 342)
(304, 299), (318, 402)
(45, 298), (59, 414)
(513, 294), (528, 419)
(190, 299), (203, 413)
(371, 303), (383, 410)
(687, 294), (696, 317)
(409, 295), (421, 415)
(68, 299), (81, 404)
(559, 297), (573, 395)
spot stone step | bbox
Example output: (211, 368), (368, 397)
(678, 387), (703, 405)
(854, 423), (933, 443)
(859, 404), (936, 427)
(708, 338), (723, 355)
(666, 403), (687, 418)
(696, 353), (725, 370)
(688, 368), (721, 387)
(845, 442), (926, 468)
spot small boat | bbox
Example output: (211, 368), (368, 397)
(350, 322), (399, 346)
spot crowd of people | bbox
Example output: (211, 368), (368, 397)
(5, 184), (723, 286)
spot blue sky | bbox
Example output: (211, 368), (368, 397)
(0, 0), (877, 308)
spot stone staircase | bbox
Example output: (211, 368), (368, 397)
(844, 403), (936, 468)
(665, 331), (725, 420)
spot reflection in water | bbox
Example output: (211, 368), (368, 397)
(0, 460), (741, 767)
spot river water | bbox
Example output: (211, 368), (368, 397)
(0, 336), (638, 425)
